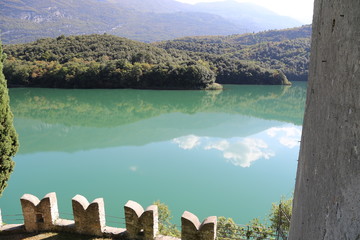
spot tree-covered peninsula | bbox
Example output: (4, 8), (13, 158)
(155, 25), (311, 82)
(3, 34), (290, 89)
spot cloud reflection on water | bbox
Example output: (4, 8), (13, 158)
(266, 127), (302, 149)
(172, 135), (201, 150)
(205, 138), (274, 168)
(129, 166), (138, 172)
(172, 136), (274, 168)
(172, 125), (302, 168)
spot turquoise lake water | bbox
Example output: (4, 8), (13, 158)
(0, 82), (307, 227)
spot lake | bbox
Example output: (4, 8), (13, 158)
(0, 82), (306, 228)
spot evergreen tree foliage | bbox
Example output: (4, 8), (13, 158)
(0, 42), (19, 196)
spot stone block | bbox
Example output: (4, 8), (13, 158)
(141, 205), (159, 240)
(124, 200), (158, 240)
(181, 211), (217, 240)
(72, 194), (105, 236)
(20, 192), (59, 232)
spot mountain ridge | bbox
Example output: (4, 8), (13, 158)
(1, 0), (303, 44)
(190, 0), (302, 32)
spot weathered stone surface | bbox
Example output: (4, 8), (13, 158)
(54, 219), (75, 233)
(0, 224), (25, 234)
(20, 192), (59, 232)
(199, 216), (217, 240)
(72, 194), (106, 236)
(182, 211), (200, 240)
(103, 226), (127, 236)
(289, 0), (360, 239)
(141, 205), (159, 240)
(181, 211), (217, 240)
(5, 193), (217, 239)
(124, 200), (159, 240)
(125, 200), (144, 238)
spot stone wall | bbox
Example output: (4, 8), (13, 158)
(181, 211), (217, 240)
(0, 192), (217, 240)
(289, 0), (360, 239)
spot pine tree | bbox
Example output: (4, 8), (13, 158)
(0, 42), (19, 196)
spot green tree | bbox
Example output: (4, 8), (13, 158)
(246, 218), (273, 240)
(217, 216), (244, 239)
(153, 200), (180, 237)
(269, 196), (292, 232)
(0, 43), (19, 196)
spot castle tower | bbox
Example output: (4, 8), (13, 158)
(289, 0), (360, 239)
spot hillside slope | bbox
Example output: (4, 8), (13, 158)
(98, 0), (191, 12)
(3, 34), (290, 88)
(191, 0), (302, 32)
(154, 25), (311, 81)
(0, 0), (303, 44)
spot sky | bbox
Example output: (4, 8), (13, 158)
(176, 0), (314, 24)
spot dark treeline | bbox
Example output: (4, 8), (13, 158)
(155, 25), (311, 81)
(3, 34), (290, 89)
(4, 57), (217, 89)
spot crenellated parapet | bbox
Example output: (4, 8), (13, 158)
(181, 211), (217, 240)
(1, 192), (217, 240)
(20, 192), (59, 232)
(72, 195), (106, 236)
(124, 200), (158, 239)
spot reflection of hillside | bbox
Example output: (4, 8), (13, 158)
(213, 84), (306, 125)
(10, 83), (306, 154)
(15, 113), (280, 154)
(10, 83), (306, 127)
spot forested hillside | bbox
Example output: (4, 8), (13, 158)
(3, 34), (289, 89)
(155, 25), (311, 81)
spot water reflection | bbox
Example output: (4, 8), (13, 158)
(10, 83), (305, 129)
(172, 125), (302, 168)
(3, 83), (306, 226)
(9, 83), (306, 154)
(267, 127), (302, 149)
(172, 135), (201, 150)
(205, 138), (274, 168)
(173, 135), (274, 167)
